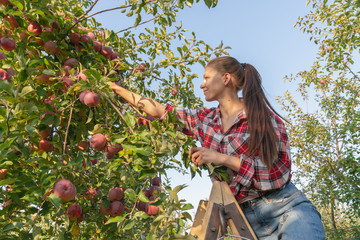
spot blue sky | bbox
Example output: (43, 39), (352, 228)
(92, 0), (318, 218)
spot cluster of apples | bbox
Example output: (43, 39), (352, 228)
(53, 179), (85, 222)
(135, 176), (161, 215)
(89, 133), (123, 159)
(0, 9), (16, 82)
(99, 187), (125, 217)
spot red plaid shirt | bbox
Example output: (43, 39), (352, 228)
(161, 104), (291, 203)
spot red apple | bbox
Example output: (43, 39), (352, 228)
(64, 58), (79, 68)
(0, 169), (8, 179)
(51, 21), (60, 32)
(149, 185), (161, 197)
(87, 32), (95, 41)
(39, 139), (52, 152)
(142, 189), (151, 198)
(0, 0), (11, 6)
(110, 201), (124, 217)
(101, 46), (112, 59)
(83, 92), (100, 107)
(135, 200), (147, 212)
(136, 63), (146, 72)
(77, 72), (87, 81)
(90, 133), (107, 151)
(92, 40), (102, 52)
(146, 203), (159, 215)
(111, 52), (121, 60)
(80, 34), (91, 45)
(38, 128), (51, 139)
(100, 204), (110, 215)
(107, 143), (123, 155)
(109, 187), (124, 201)
(171, 88), (178, 95)
(320, 79), (325, 84)
(152, 176), (161, 186)
(67, 203), (82, 221)
(60, 77), (74, 92)
(79, 90), (90, 103)
(44, 41), (59, 55)
(27, 21), (42, 36)
(70, 32), (81, 44)
(4, 15), (18, 29)
(36, 73), (54, 84)
(53, 179), (77, 202)
(77, 141), (88, 151)
(1, 37), (15, 51)
(0, 69), (9, 81)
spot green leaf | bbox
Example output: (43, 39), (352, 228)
(0, 80), (14, 96)
(138, 190), (150, 202)
(13, 102), (39, 115)
(0, 178), (16, 186)
(105, 216), (125, 225)
(125, 188), (137, 202)
(3, 222), (25, 232)
(0, 137), (16, 152)
(133, 211), (149, 219)
(9, 0), (23, 10)
(47, 193), (61, 209)
(181, 203), (193, 210)
(123, 220), (136, 230)
(135, 14), (142, 26)
(43, 69), (56, 75)
(153, 214), (167, 223)
(20, 86), (34, 98)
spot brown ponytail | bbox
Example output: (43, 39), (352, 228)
(207, 56), (282, 170)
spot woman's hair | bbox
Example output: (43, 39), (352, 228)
(207, 56), (282, 170)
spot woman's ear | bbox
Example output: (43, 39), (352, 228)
(223, 73), (232, 86)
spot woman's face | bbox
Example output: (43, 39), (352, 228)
(200, 66), (226, 102)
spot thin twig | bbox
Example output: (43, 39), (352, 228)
(342, 61), (360, 81)
(63, 101), (75, 154)
(61, 97), (79, 111)
(99, 93), (135, 135)
(115, 16), (158, 34)
(79, 0), (100, 20)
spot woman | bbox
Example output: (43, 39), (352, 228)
(108, 56), (326, 239)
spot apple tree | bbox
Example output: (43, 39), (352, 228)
(277, 0), (360, 238)
(0, 0), (229, 239)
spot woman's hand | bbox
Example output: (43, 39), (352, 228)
(189, 147), (242, 172)
(189, 147), (223, 166)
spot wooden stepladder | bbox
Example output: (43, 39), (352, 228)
(190, 181), (258, 240)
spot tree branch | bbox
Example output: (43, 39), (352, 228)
(99, 93), (135, 135)
(63, 101), (74, 154)
(115, 16), (158, 34)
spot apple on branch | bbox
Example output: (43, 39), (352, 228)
(53, 179), (77, 202)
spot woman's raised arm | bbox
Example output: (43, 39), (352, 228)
(107, 82), (166, 118)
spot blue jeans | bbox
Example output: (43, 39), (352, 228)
(242, 182), (326, 240)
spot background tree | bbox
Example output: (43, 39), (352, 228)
(0, 0), (227, 239)
(277, 0), (360, 239)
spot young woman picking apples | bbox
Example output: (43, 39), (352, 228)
(107, 56), (326, 239)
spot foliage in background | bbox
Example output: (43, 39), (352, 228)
(0, 0), (227, 239)
(277, 0), (360, 239)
